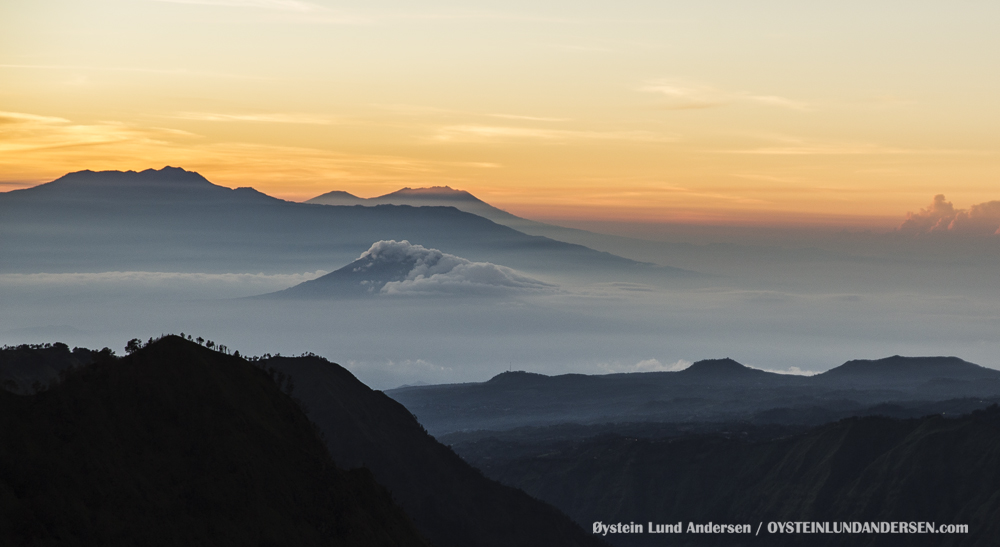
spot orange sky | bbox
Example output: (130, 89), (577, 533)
(2, 1), (998, 228)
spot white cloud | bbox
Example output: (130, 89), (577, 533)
(753, 366), (818, 376)
(356, 240), (555, 295)
(640, 79), (809, 111)
(899, 195), (1000, 236)
(598, 358), (692, 373)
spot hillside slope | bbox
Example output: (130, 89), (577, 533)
(463, 408), (1000, 547)
(264, 354), (607, 547)
(0, 337), (428, 547)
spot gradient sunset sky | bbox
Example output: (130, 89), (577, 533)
(2, 1), (998, 227)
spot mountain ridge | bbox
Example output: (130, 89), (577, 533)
(388, 356), (1000, 435)
(0, 336), (430, 547)
(456, 407), (1000, 546)
(0, 167), (651, 277)
(262, 239), (555, 299)
(261, 350), (608, 547)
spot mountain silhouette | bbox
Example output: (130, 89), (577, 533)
(0, 167), (644, 276)
(0, 342), (97, 394)
(263, 239), (554, 298)
(308, 185), (511, 217)
(460, 407), (1000, 547)
(261, 353), (607, 547)
(0, 336), (429, 547)
(816, 355), (997, 385)
(306, 185), (668, 263)
(389, 356), (1000, 435)
(676, 357), (766, 379)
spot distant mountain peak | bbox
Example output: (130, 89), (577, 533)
(820, 355), (993, 380)
(382, 186), (480, 202)
(487, 370), (548, 382)
(316, 190), (361, 199)
(395, 186), (457, 194)
(54, 166), (213, 188)
(266, 239), (555, 299)
(680, 358), (757, 376)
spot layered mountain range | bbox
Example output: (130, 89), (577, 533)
(454, 407), (1000, 547)
(0, 167), (653, 277)
(388, 356), (1000, 435)
(0, 338), (605, 547)
(5, 340), (999, 546)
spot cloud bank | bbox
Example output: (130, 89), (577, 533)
(899, 195), (1000, 236)
(358, 240), (555, 295)
(598, 359), (692, 374)
(0, 270), (328, 300)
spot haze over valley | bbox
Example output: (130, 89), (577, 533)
(5, 3), (1000, 544)
(3, 167), (1000, 390)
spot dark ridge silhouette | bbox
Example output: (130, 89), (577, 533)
(0, 167), (651, 276)
(816, 355), (993, 385)
(457, 407), (1000, 546)
(676, 357), (764, 378)
(388, 357), (1000, 436)
(0, 342), (97, 394)
(0, 336), (429, 547)
(485, 370), (553, 386)
(262, 355), (607, 547)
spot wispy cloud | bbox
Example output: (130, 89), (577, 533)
(721, 144), (956, 155)
(370, 104), (570, 123)
(432, 125), (674, 143)
(731, 173), (803, 184)
(0, 270), (327, 287)
(150, 0), (321, 12)
(0, 110), (455, 197)
(148, 0), (365, 23)
(640, 79), (809, 111)
(597, 358), (692, 373)
(383, 10), (578, 24)
(0, 63), (271, 80)
(488, 113), (571, 122)
(544, 43), (614, 52)
(639, 81), (729, 110)
(0, 111), (189, 154)
(169, 112), (337, 125)
(748, 95), (809, 111)
(369, 103), (461, 117)
(0, 111), (70, 124)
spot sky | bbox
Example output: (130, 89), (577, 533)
(2, 1), (999, 227)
